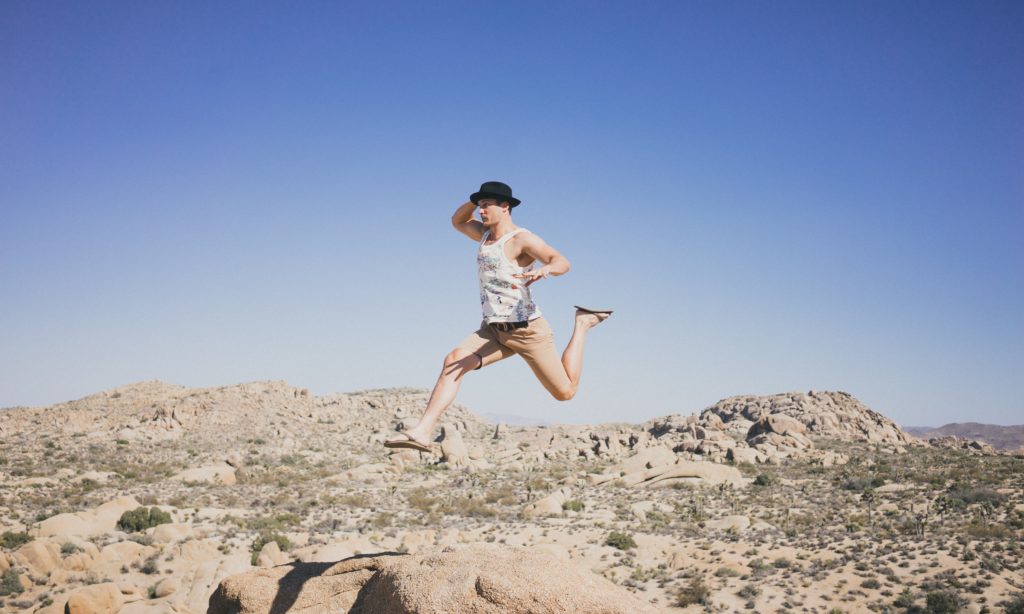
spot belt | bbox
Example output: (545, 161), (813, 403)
(489, 320), (530, 332)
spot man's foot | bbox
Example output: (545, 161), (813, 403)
(383, 431), (432, 453)
(574, 305), (613, 328)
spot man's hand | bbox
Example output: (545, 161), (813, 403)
(513, 266), (553, 287)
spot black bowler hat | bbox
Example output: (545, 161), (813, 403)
(470, 181), (521, 208)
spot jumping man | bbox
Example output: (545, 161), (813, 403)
(384, 181), (612, 452)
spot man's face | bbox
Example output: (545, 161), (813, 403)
(476, 199), (509, 224)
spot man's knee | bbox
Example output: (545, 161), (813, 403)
(444, 349), (481, 370)
(551, 384), (576, 402)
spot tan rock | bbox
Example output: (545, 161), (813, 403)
(65, 582), (125, 614)
(208, 552), (396, 614)
(440, 425), (470, 467)
(152, 576), (179, 598)
(704, 515), (751, 532)
(615, 444), (677, 475)
(621, 460), (744, 488)
(13, 539), (61, 575)
(522, 487), (570, 518)
(36, 496), (141, 538)
(255, 540), (289, 568)
(149, 522), (193, 544)
(359, 544), (659, 613)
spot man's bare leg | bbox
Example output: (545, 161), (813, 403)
(388, 349), (480, 446)
(561, 310), (609, 389)
(555, 310), (610, 399)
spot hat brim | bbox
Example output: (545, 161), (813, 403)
(470, 191), (521, 207)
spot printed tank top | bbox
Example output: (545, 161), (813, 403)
(478, 228), (541, 323)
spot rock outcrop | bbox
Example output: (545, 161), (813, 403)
(701, 390), (913, 445)
(209, 544), (658, 614)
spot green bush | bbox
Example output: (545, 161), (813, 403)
(1002, 593), (1024, 614)
(753, 474), (777, 487)
(116, 506), (172, 533)
(0, 568), (22, 596)
(562, 500), (585, 512)
(0, 531), (32, 550)
(675, 575), (711, 607)
(250, 532), (291, 565)
(605, 531), (637, 550)
(893, 588), (915, 608)
(924, 589), (961, 613)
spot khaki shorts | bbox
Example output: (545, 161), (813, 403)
(455, 317), (570, 398)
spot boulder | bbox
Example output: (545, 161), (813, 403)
(208, 553), (399, 614)
(622, 460), (745, 488)
(149, 522), (193, 544)
(704, 515), (751, 532)
(727, 446), (763, 464)
(13, 539), (61, 575)
(359, 544), (659, 614)
(255, 540), (289, 568)
(614, 444), (677, 475)
(522, 487), (571, 518)
(440, 425), (470, 467)
(35, 496), (142, 538)
(65, 582), (125, 614)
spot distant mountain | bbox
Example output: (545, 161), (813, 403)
(903, 423), (1024, 451)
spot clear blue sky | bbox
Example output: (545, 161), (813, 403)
(2, 1), (1021, 426)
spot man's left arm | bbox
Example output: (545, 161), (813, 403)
(516, 233), (570, 286)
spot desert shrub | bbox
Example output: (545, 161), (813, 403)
(562, 500), (585, 512)
(0, 531), (32, 550)
(861, 578), (882, 589)
(407, 489), (437, 511)
(1001, 593), (1024, 614)
(246, 513), (301, 532)
(116, 506), (172, 533)
(947, 485), (1003, 505)
(965, 522), (1012, 539)
(444, 496), (496, 518)
(0, 568), (23, 596)
(773, 557), (792, 569)
(139, 553), (160, 575)
(60, 542), (81, 556)
(737, 583), (761, 599)
(893, 587), (915, 608)
(605, 531), (637, 550)
(715, 566), (740, 578)
(753, 473), (777, 487)
(841, 475), (886, 492)
(250, 532), (291, 565)
(484, 485), (517, 505)
(924, 589), (962, 613)
(675, 575), (710, 607)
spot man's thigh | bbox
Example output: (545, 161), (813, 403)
(497, 318), (571, 394)
(454, 322), (515, 369)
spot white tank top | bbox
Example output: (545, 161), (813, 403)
(478, 228), (542, 323)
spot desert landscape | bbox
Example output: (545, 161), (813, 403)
(1, 381), (1022, 613)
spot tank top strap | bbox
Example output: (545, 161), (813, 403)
(495, 228), (528, 246)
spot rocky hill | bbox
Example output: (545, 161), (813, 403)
(0, 380), (491, 450)
(699, 390), (914, 445)
(2, 382), (1020, 614)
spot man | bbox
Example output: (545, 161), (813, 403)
(384, 181), (612, 453)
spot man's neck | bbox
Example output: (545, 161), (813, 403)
(486, 219), (517, 240)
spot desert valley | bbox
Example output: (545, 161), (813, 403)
(1, 381), (1021, 613)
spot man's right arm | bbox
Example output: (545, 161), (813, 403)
(452, 201), (484, 241)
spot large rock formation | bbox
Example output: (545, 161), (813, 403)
(208, 544), (658, 614)
(701, 390), (914, 445)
